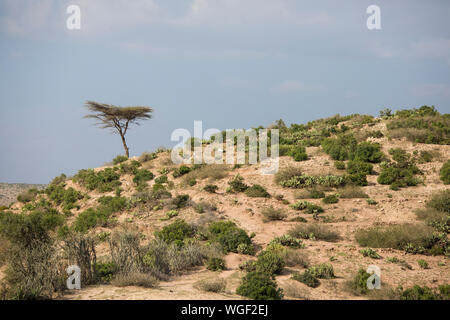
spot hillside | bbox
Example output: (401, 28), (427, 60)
(0, 183), (46, 207)
(1, 106), (449, 300)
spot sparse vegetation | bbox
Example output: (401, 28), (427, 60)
(236, 271), (284, 300)
(440, 160), (450, 184)
(288, 224), (340, 242)
(261, 207), (287, 222)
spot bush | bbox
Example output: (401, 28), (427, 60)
(261, 207), (286, 222)
(155, 219), (196, 245)
(182, 164), (229, 184)
(290, 201), (324, 214)
(289, 146), (308, 161)
(269, 235), (304, 248)
(377, 150), (422, 189)
(194, 278), (226, 293)
(427, 190), (450, 214)
(95, 261), (115, 283)
(154, 175), (168, 184)
(227, 174), (249, 193)
(173, 165), (191, 178)
(111, 272), (158, 288)
(17, 188), (39, 203)
(236, 271), (284, 300)
(112, 155), (128, 165)
(347, 172), (368, 186)
(206, 257), (226, 271)
(63, 233), (98, 285)
(274, 167), (302, 184)
(417, 259), (429, 269)
(203, 184), (218, 193)
(133, 169), (154, 189)
(321, 134), (357, 161)
(288, 224), (340, 242)
(347, 269), (371, 295)
(167, 194), (189, 209)
(292, 270), (320, 288)
(355, 224), (448, 255)
(338, 186), (369, 198)
(360, 248), (381, 259)
(353, 142), (383, 163)
(307, 263), (335, 279)
(118, 160), (141, 174)
(346, 160), (373, 175)
(280, 175), (347, 188)
(335, 161), (345, 170)
(44, 185), (83, 211)
(440, 160), (450, 184)
(322, 194), (339, 204)
(73, 168), (121, 192)
(245, 184), (270, 198)
(73, 197), (127, 233)
(208, 221), (252, 253)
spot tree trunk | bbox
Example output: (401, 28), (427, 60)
(120, 134), (130, 158)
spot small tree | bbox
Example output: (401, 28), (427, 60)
(84, 101), (153, 157)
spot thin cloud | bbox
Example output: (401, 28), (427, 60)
(270, 80), (326, 94)
(410, 83), (450, 98)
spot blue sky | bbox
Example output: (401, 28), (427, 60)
(0, 0), (449, 184)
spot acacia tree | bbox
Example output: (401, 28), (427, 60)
(84, 101), (153, 158)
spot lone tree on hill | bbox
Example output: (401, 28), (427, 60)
(84, 101), (153, 158)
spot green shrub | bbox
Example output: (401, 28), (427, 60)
(309, 189), (325, 199)
(347, 269), (371, 295)
(173, 165), (191, 178)
(171, 194), (190, 209)
(290, 201), (324, 214)
(236, 271), (283, 300)
(255, 248), (285, 276)
(228, 174), (249, 193)
(73, 168), (121, 192)
(360, 248), (381, 259)
(269, 235), (304, 248)
(245, 184), (270, 198)
(154, 175), (168, 184)
(398, 285), (443, 300)
(427, 190), (450, 214)
(261, 207), (286, 222)
(17, 188), (39, 203)
(417, 259), (429, 269)
(440, 160), (450, 184)
(133, 169), (154, 189)
(338, 186), (369, 198)
(335, 161), (346, 170)
(355, 224), (449, 255)
(292, 270), (320, 288)
(288, 224), (340, 242)
(194, 278), (226, 293)
(307, 263), (335, 279)
(322, 194), (339, 204)
(321, 134), (357, 160)
(366, 198), (378, 205)
(208, 221), (252, 253)
(206, 257), (226, 271)
(44, 185), (83, 211)
(353, 142), (383, 163)
(280, 175), (347, 188)
(203, 184), (218, 193)
(112, 155), (128, 165)
(346, 160), (373, 175)
(386, 107), (449, 144)
(274, 167), (303, 184)
(118, 160), (141, 174)
(377, 149), (422, 189)
(95, 262), (116, 283)
(73, 196), (127, 233)
(154, 219), (196, 245)
(289, 146), (308, 161)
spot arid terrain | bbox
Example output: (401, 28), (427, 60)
(1, 108), (449, 300)
(0, 183), (46, 207)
